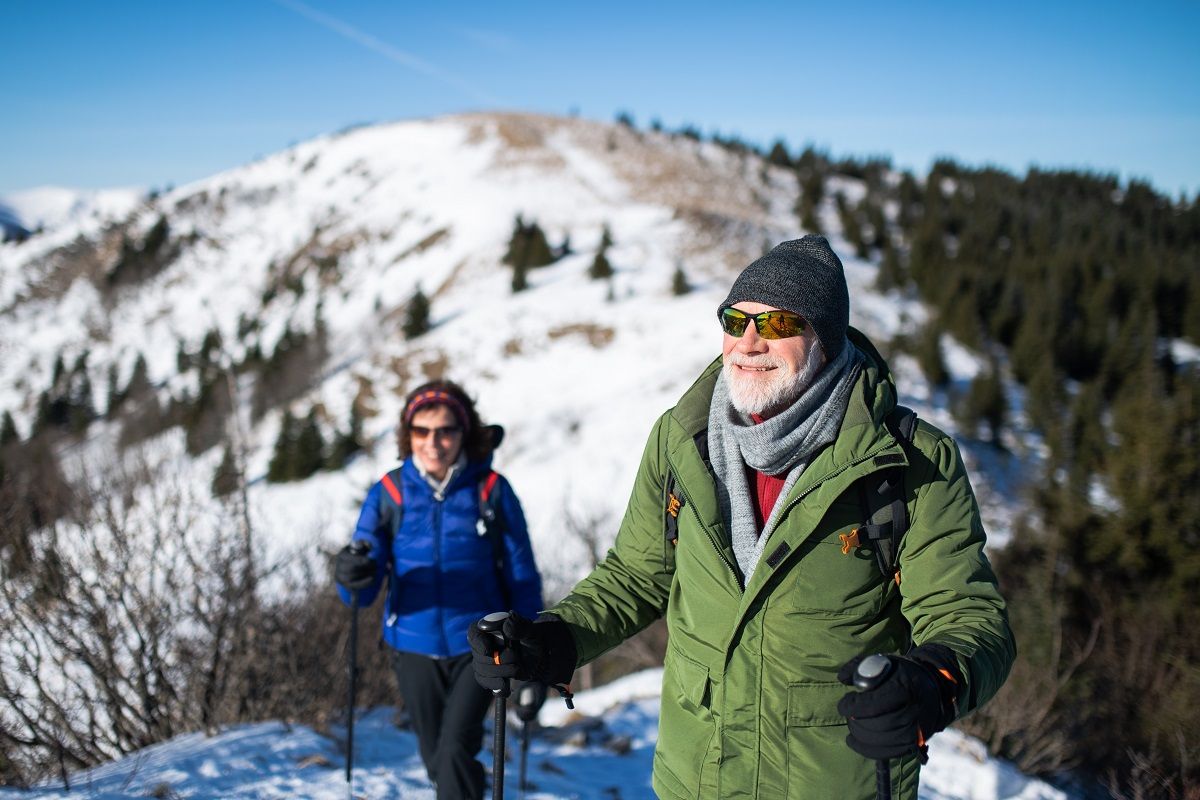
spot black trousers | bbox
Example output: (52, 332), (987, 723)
(392, 650), (494, 800)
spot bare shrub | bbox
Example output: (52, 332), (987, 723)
(0, 464), (217, 785)
(199, 552), (396, 732)
(0, 455), (393, 788)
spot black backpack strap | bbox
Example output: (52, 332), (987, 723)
(478, 470), (513, 609)
(856, 406), (918, 581)
(664, 429), (709, 553)
(665, 470), (683, 547)
(379, 467), (405, 540)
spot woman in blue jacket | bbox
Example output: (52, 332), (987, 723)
(336, 380), (543, 800)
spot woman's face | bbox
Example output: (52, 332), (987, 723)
(408, 404), (464, 481)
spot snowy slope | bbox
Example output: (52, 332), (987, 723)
(0, 185), (144, 234)
(0, 668), (1069, 800)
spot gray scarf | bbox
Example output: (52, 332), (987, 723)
(708, 344), (863, 585)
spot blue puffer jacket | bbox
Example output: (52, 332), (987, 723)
(337, 457), (544, 658)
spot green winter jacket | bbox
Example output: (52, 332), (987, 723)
(549, 329), (1015, 800)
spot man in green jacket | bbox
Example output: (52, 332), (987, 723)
(470, 235), (1015, 799)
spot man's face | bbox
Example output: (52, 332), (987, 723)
(721, 301), (825, 417)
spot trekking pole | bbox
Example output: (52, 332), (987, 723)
(517, 684), (537, 798)
(519, 719), (530, 798)
(854, 654), (895, 800)
(345, 541), (369, 800)
(477, 611), (512, 800)
(345, 589), (360, 799)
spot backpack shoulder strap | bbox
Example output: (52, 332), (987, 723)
(373, 468), (405, 558)
(665, 470), (683, 546)
(478, 470), (513, 608)
(664, 428), (708, 551)
(380, 469), (403, 507)
(855, 405), (918, 583)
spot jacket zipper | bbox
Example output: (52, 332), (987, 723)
(668, 462), (740, 583)
(764, 444), (903, 553)
(433, 499), (445, 653)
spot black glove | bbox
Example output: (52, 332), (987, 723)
(335, 542), (376, 591)
(467, 611), (577, 695)
(513, 681), (547, 723)
(836, 644), (962, 761)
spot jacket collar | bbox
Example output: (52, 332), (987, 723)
(404, 453), (491, 499)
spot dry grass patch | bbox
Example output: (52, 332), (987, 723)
(420, 352), (450, 380)
(547, 323), (615, 348)
(394, 226), (450, 264)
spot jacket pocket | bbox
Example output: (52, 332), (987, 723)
(790, 500), (887, 616)
(654, 646), (716, 796)
(785, 682), (875, 800)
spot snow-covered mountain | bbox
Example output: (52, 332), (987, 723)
(0, 185), (144, 238)
(0, 111), (1042, 797)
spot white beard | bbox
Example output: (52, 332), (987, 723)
(724, 340), (825, 417)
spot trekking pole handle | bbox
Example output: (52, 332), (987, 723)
(853, 653), (893, 691)
(854, 654), (894, 800)
(477, 611), (512, 698)
(477, 612), (511, 800)
(348, 539), (370, 557)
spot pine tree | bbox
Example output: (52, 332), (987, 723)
(176, 340), (192, 373)
(267, 410), (299, 482)
(876, 243), (906, 291)
(797, 171), (824, 234)
(767, 139), (791, 168)
(211, 442), (239, 497)
(915, 325), (949, 387)
(326, 406), (364, 469)
(671, 262), (691, 296)
(66, 353), (94, 434)
(958, 362), (1007, 446)
(105, 362), (121, 417)
(33, 388), (69, 434)
(68, 367), (94, 434)
(589, 246), (613, 280)
(511, 259), (528, 293)
(124, 354), (152, 402)
(142, 215), (170, 259)
(403, 287), (431, 340)
(0, 411), (18, 446)
(599, 224), (613, 251)
(863, 197), (888, 250)
(50, 354), (66, 389)
(503, 215), (528, 267)
(524, 223), (554, 267)
(32, 391), (51, 436)
(293, 409), (326, 479)
(836, 193), (867, 258)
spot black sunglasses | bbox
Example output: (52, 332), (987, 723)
(718, 307), (807, 339)
(410, 424), (462, 440)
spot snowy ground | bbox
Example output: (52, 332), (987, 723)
(0, 669), (1068, 800)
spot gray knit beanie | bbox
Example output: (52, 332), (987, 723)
(720, 235), (849, 360)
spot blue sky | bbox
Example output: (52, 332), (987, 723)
(2, 0), (1197, 197)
